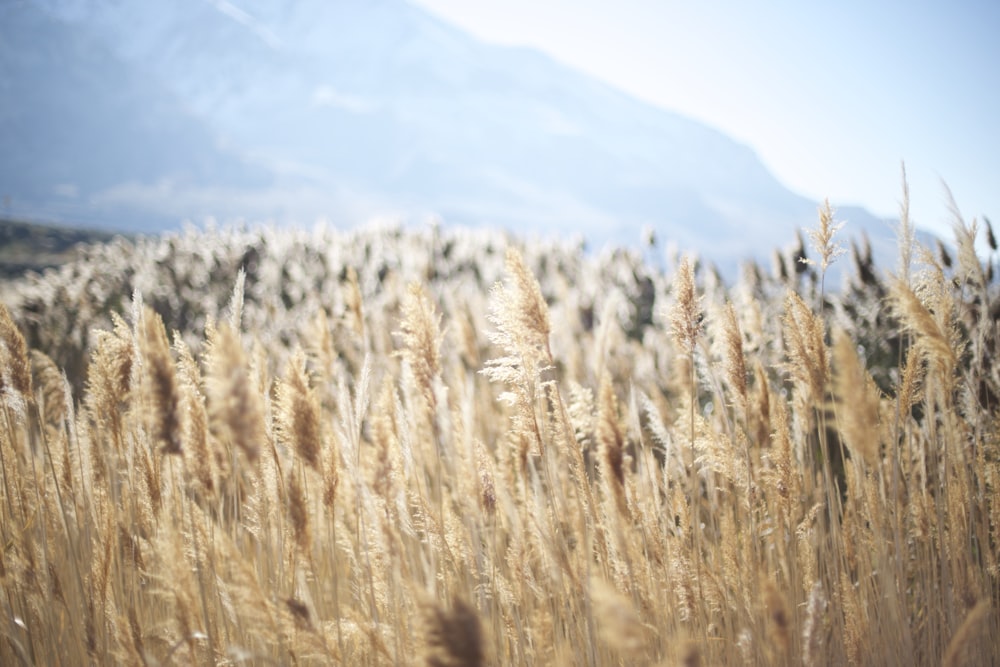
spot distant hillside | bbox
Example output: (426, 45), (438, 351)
(0, 2), (271, 231)
(0, 217), (121, 278)
(6, 0), (901, 268)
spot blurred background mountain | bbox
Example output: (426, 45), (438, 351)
(2, 0), (905, 269)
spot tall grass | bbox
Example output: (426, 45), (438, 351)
(1, 202), (999, 665)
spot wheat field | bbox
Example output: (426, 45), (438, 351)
(1, 198), (998, 665)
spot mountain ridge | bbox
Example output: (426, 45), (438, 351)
(4, 0), (901, 267)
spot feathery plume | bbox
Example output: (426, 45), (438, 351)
(90, 312), (134, 405)
(422, 597), (485, 667)
(590, 577), (648, 654)
(345, 266), (365, 339)
(943, 600), (990, 667)
(85, 312), (134, 462)
(896, 338), (925, 416)
(750, 359), (772, 449)
(284, 596), (314, 632)
(31, 349), (65, 430)
(396, 282), (443, 413)
(474, 439), (497, 516)
(679, 640), (701, 667)
(937, 239), (953, 269)
(801, 199), (846, 274)
(802, 581), (827, 667)
(481, 246), (553, 453)
(721, 301), (748, 416)
(831, 329), (880, 468)
(946, 190), (987, 289)
(139, 307), (182, 455)
(205, 323), (264, 462)
(323, 429), (340, 509)
(669, 257), (702, 356)
(0, 300), (32, 414)
(228, 267), (246, 332)
(485, 246), (551, 357)
(763, 579), (791, 656)
(597, 370), (627, 512)
(174, 334), (214, 495)
(897, 162), (915, 279)
(276, 349), (322, 471)
(287, 470), (311, 554)
(782, 290), (829, 417)
(888, 278), (958, 372)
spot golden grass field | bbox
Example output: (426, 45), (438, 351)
(1, 197), (999, 665)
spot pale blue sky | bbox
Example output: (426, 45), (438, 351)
(412, 0), (1000, 239)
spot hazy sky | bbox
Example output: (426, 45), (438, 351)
(411, 0), (999, 239)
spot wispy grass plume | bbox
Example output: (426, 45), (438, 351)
(0, 301), (32, 416)
(204, 322), (264, 463)
(139, 306), (182, 455)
